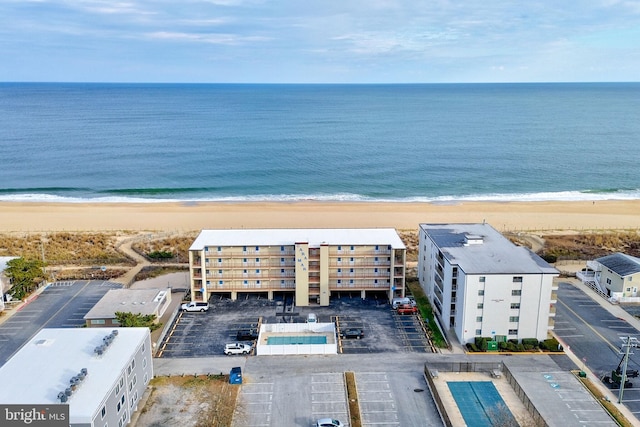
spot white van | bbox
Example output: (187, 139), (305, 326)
(307, 313), (317, 323)
(392, 297), (416, 310)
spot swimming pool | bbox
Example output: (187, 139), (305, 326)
(447, 381), (516, 427)
(266, 336), (327, 345)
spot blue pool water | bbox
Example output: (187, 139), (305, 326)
(447, 381), (516, 427)
(267, 336), (327, 345)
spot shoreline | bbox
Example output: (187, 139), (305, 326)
(1, 200), (640, 232)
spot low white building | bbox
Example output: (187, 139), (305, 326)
(83, 288), (171, 327)
(0, 327), (153, 427)
(418, 223), (558, 345)
(0, 256), (18, 312)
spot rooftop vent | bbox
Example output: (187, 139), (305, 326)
(464, 234), (484, 246)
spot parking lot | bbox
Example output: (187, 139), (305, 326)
(157, 293), (435, 358)
(0, 280), (122, 365)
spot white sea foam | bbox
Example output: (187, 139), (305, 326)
(1, 189), (639, 204)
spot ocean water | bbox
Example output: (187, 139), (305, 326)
(0, 82), (639, 203)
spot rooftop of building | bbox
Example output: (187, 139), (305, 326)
(0, 327), (150, 424)
(190, 228), (406, 251)
(420, 223), (558, 275)
(596, 252), (640, 276)
(83, 288), (171, 319)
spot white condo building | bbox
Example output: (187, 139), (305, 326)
(189, 228), (406, 306)
(0, 328), (153, 427)
(418, 223), (559, 345)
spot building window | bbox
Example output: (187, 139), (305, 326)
(217, 258), (222, 263)
(478, 290), (484, 296)
(508, 329), (518, 335)
(350, 257), (354, 262)
(350, 245), (354, 251)
(243, 280), (248, 285)
(255, 246), (259, 251)
(218, 269), (222, 274)
(256, 269), (260, 274)
(337, 257), (342, 262)
(117, 402), (121, 412)
(374, 279), (378, 284)
(337, 246), (342, 250)
(375, 245), (379, 250)
(513, 276), (523, 283)
(91, 319), (106, 325)
(510, 303), (520, 309)
(606, 278), (612, 285)
(337, 280), (342, 284)
(476, 316), (483, 322)
(217, 246), (221, 251)
(144, 374), (148, 384)
(374, 257), (379, 262)
(479, 276), (485, 282)
(121, 395), (125, 404)
(509, 316), (519, 322)
(101, 406), (106, 419)
(219, 280), (223, 285)
(337, 268), (341, 273)
(511, 290), (522, 296)
(374, 268), (378, 273)
(243, 246), (247, 251)
(143, 358), (146, 368)
(475, 329), (482, 335)
(281, 269), (285, 273)
(349, 268), (354, 273)
(349, 279), (354, 284)
(477, 303), (483, 309)
(281, 246), (285, 251)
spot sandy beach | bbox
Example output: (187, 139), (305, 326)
(0, 200), (639, 232)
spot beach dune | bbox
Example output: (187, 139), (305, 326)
(1, 200), (639, 232)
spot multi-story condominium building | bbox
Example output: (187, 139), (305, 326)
(0, 327), (153, 427)
(188, 228), (406, 306)
(418, 223), (558, 345)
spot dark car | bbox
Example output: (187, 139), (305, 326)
(236, 329), (259, 341)
(340, 328), (364, 339)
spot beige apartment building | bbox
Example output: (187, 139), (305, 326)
(188, 229), (406, 306)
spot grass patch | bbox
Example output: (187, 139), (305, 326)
(345, 371), (361, 427)
(406, 277), (448, 348)
(0, 232), (132, 265)
(134, 265), (189, 281)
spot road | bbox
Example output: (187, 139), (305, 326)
(555, 281), (640, 418)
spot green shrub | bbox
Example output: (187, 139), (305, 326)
(541, 338), (562, 351)
(522, 338), (539, 348)
(148, 250), (174, 259)
(541, 253), (558, 263)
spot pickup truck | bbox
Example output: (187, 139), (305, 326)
(397, 304), (418, 315)
(224, 343), (252, 355)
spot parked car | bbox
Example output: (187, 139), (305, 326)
(316, 418), (344, 427)
(392, 297), (416, 310)
(236, 329), (259, 341)
(397, 304), (418, 315)
(224, 343), (252, 355)
(340, 328), (364, 340)
(180, 301), (209, 312)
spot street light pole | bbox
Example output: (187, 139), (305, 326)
(618, 336), (638, 403)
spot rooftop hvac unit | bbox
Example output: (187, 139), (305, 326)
(65, 388), (72, 397)
(112, 329), (119, 336)
(57, 392), (68, 403)
(94, 345), (104, 356)
(81, 368), (88, 376)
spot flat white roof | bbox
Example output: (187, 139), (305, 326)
(84, 288), (170, 319)
(190, 228), (406, 250)
(420, 223), (558, 275)
(0, 328), (149, 424)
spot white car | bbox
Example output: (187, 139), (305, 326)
(316, 419), (344, 427)
(224, 343), (252, 355)
(181, 301), (209, 312)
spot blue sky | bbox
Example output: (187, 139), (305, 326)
(1, 0), (639, 83)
